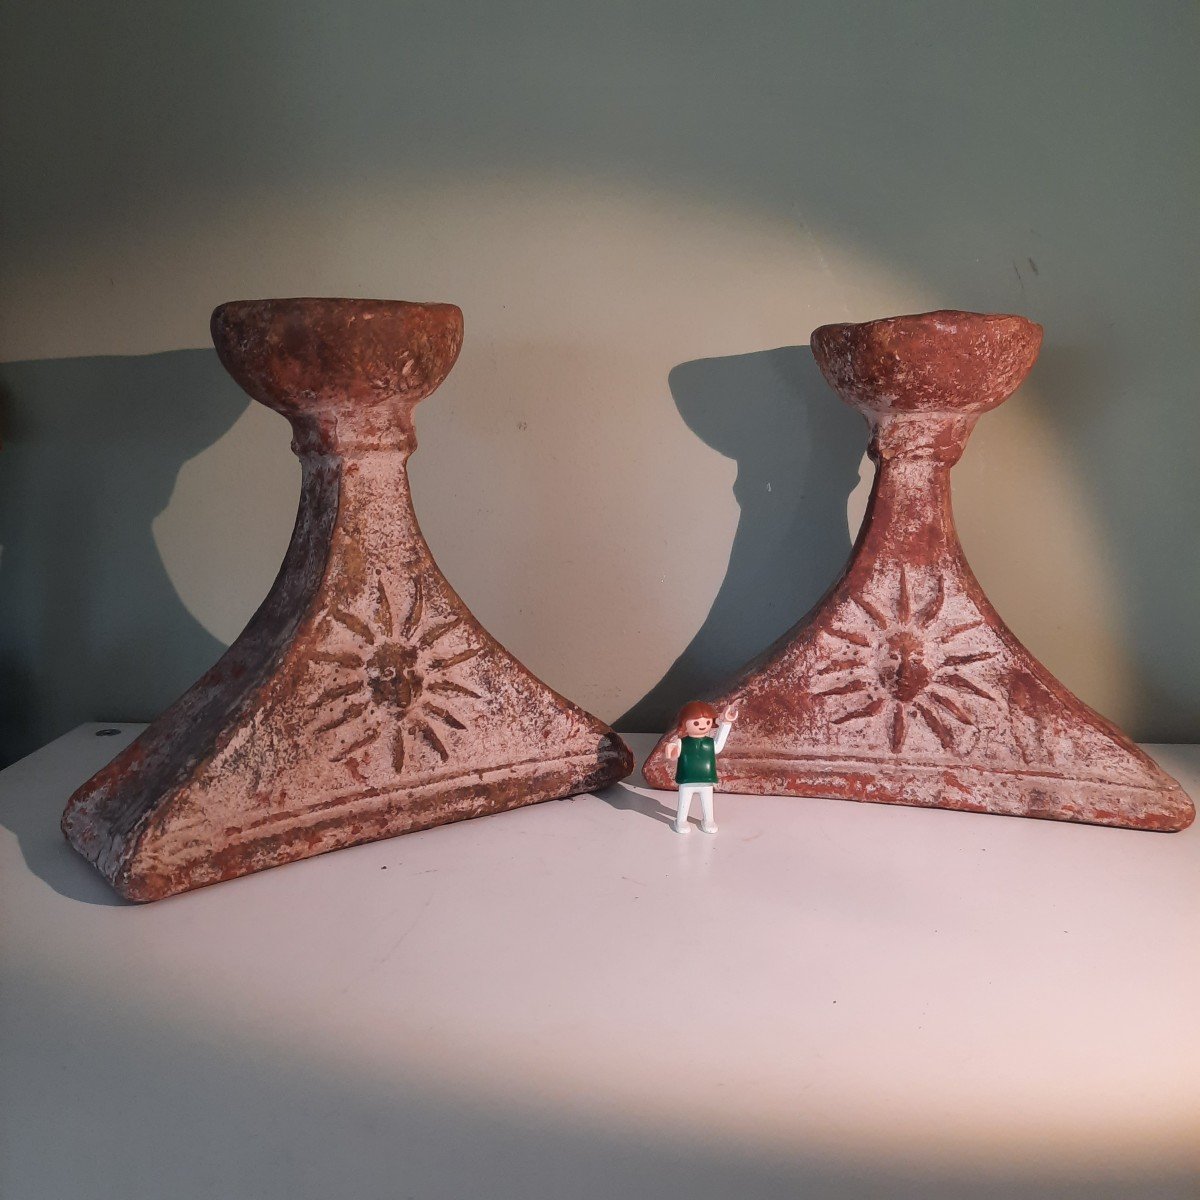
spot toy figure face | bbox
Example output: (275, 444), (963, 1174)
(684, 716), (714, 736)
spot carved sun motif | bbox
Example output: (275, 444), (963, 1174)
(815, 568), (999, 754)
(305, 573), (481, 772)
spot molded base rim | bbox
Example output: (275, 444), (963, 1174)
(646, 753), (1194, 833)
(76, 745), (634, 902)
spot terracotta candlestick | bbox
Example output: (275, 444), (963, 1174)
(644, 310), (1193, 832)
(63, 298), (633, 900)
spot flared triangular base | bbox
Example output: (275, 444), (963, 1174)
(644, 559), (1192, 831)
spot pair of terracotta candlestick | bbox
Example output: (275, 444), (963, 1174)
(61, 300), (1194, 901)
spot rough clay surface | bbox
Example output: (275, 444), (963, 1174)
(62, 298), (633, 901)
(644, 310), (1194, 833)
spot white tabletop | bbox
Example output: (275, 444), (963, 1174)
(1, 724), (1197, 1200)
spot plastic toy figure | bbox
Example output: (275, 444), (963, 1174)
(664, 701), (740, 834)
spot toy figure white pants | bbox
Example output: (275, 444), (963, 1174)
(674, 785), (716, 834)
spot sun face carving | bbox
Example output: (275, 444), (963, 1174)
(305, 572), (481, 773)
(365, 642), (421, 710)
(880, 629), (932, 702)
(814, 568), (999, 754)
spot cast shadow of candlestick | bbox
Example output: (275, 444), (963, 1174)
(0, 349), (249, 767)
(618, 347), (865, 733)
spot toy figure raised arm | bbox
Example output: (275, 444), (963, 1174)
(664, 700), (740, 834)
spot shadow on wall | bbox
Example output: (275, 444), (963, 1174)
(0, 350), (248, 764)
(619, 346), (864, 733)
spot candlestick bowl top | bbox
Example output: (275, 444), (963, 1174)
(211, 297), (464, 418)
(810, 309), (1043, 418)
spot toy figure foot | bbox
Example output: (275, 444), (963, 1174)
(672, 819), (691, 834)
(700, 822), (718, 835)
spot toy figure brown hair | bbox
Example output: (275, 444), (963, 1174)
(676, 701), (718, 729)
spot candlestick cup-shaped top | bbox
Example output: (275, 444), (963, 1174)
(810, 310), (1043, 465)
(212, 298), (464, 453)
(811, 310), (1043, 417)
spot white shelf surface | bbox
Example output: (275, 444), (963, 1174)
(1, 724), (1197, 1200)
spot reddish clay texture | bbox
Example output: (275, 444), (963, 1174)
(645, 310), (1194, 832)
(63, 298), (633, 901)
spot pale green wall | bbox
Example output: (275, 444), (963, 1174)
(1, 0), (1197, 762)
